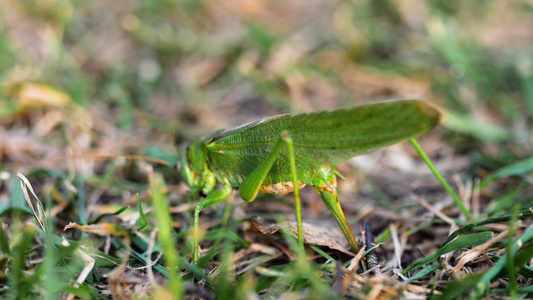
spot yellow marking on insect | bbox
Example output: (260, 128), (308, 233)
(259, 181), (306, 195)
(316, 177), (338, 194)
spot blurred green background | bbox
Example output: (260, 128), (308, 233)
(1, 0), (533, 298)
(2, 0), (532, 149)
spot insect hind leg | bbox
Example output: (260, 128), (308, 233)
(313, 166), (360, 253)
(237, 131), (306, 254)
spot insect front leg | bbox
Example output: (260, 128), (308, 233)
(193, 183), (232, 264)
(313, 166), (360, 253)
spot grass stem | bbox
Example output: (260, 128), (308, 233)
(409, 138), (474, 221)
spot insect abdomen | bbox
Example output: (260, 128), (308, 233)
(259, 181), (306, 195)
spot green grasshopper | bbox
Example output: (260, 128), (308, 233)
(178, 100), (440, 263)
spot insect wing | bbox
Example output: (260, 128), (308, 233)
(205, 100), (440, 183)
(287, 100), (440, 165)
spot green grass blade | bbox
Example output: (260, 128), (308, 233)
(310, 245), (336, 262)
(151, 172), (184, 297)
(480, 156), (533, 188)
(474, 223), (533, 297)
(198, 197), (234, 266)
(90, 206), (129, 224)
(4, 177), (31, 216)
(43, 193), (59, 300)
(403, 232), (493, 273)
(136, 193), (148, 230)
(489, 184), (526, 216)
(404, 263), (442, 285)
(0, 222), (10, 255)
(76, 177), (87, 239)
(432, 272), (485, 300)
(515, 242), (533, 272)
(440, 109), (510, 142)
(439, 208), (532, 248)
(7, 225), (35, 299)
(213, 240), (235, 300)
(284, 132), (305, 253)
(506, 205), (519, 298)
(409, 138), (473, 221)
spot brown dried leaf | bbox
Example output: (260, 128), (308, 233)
(64, 222), (128, 236)
(254, 221), (354, 256)
(18, 83), (71, 109)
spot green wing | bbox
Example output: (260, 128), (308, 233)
(205, 100), (440, 185)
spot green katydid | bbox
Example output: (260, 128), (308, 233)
(178, 100), (441, 263)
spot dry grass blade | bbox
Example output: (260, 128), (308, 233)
(347, 246), (366, 272)
(450, 224), (512, 275)
(146, 229), (159, 287)
(17, 172), (45, 231)
(65, 248), (95, 300)
(418, 197), (456, 227)
(389, 224), (404, 274)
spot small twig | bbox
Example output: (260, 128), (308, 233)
(364, 221), (382, 275)
(417, 197), (455, 227)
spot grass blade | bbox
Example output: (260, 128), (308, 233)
(480, 157), (533, 188)
(432, 272), (485, 300)
(150, 172), (184, 297)
(474, 223), (533, 297)
(409, 138), (473, 221)
(403, 232), (493, 273)
(136, 193), (148, 230)
(404, 263), (441, 284)
(7, 225), (35, 299)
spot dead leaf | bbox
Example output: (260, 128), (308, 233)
(64, 222), (128, 236)
(18, 83), (71, 109)
(253, 221), (355, 256)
